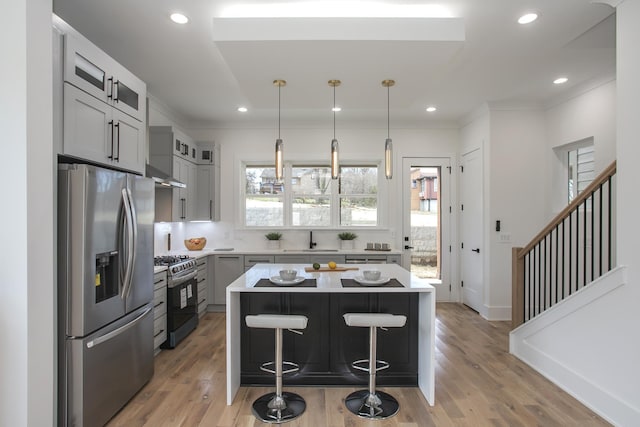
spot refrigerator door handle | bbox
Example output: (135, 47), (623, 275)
(120, 188), (135, 299)
(126, 187), (138, 298)
(86, 307), (152, 349)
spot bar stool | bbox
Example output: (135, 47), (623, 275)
(343, 313), (407, 419)
(245, 314), (308, 424)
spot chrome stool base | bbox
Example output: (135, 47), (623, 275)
(252, 391), (306, 424)
(345, 389), (400, 419)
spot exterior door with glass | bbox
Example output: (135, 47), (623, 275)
(402, 157), (451, 301)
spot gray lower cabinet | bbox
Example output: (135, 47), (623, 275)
(152, 271), (167, 354)
(196, 257), (208, 317)
(213, 255), (244, 305)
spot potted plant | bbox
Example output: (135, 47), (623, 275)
(265, 232), (283, 249)
(338, 232), (357, 250)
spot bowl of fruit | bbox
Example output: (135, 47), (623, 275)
(184, 237), (206, 251)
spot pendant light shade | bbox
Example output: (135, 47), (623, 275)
(329, 79), (341, 179)
(274, 79), (286, 180)
(382, 79), (395, 179)
(385, 138), (393, 178)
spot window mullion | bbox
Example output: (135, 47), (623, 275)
(331, 178), (339, 228)
(283, 162), (291, 226)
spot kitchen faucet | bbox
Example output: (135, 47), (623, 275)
(309, 231), (317, 249)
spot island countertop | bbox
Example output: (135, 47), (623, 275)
(225, 263), (436, 407)
(227, 263), (435, 293)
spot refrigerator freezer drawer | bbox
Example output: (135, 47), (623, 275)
(63, 305), (154, 427)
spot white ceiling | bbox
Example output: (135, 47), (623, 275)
(52, 0), (616, 128)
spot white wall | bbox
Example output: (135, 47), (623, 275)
(545, 79), (616, 216)
(1, 0), (55, 426)
(510, 2), (640, 424)
(487, 109), (547, 319)
(459, 106), (548, 320)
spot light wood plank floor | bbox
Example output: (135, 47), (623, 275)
(107, 303), (610, 426)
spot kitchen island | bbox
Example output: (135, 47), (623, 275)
(226, 263), (435, 406)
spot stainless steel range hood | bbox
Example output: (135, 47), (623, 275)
(145, 164), (186, 188)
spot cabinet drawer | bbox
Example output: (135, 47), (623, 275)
(153, 314), (167, 349)
(153, 286), (167, 319)
(244, 255), (274, 268)
(314, 255), (346, 264)
(153, 272), (167, 290)
(197, 280), (207, 298)
(386, 255), (401, 264)
(274, 255), (309, 264)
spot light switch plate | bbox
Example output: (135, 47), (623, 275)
(499, 233), (511, 243)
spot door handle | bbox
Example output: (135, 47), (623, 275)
(114, 122), (120, 162)
(108, 120), (115, 159)
(404, 245), (414, 250)
(472, 248), (480, 253)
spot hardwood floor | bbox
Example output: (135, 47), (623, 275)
(107, 303), (610, 426)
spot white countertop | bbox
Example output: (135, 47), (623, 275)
(227, 263), (435, 293)
(156, 248), (402, 259)
(153, 266), (167, 274)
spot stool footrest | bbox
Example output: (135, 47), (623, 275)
(260, 360), (300, 375)
(351, 359), (390, 373)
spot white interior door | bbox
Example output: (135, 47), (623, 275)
(460, 148), (483, 312)
(402, 157), (451, 301)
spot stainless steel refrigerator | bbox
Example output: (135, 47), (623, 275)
(58, 163), (155, 427)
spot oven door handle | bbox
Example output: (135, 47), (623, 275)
(169, 270), (197, 287)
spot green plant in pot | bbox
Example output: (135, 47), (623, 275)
(265, 232), (282, 249)
(338, 232), (357, 249)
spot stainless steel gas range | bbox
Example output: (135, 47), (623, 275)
(154, 255), (199, 348)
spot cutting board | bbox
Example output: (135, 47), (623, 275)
(304, 266), (359, 272)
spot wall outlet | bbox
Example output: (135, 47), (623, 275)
(499, 233), (511, 243)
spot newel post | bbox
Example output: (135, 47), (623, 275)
(512, 247), (525, 329)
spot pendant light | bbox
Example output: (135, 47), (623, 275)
(329, 79), (341, 179)
(382, 79), (395, 179)
(274, 79), (286, 181)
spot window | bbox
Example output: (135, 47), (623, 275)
(568, 145), (594, 202)
(291, 166), (332, 226)
(245, 166), (283, 226)
(339, 166), (378, 226)
(242, 162), (380, 228)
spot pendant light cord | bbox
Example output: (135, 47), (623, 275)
(333, 85), (336, 139)
(278, 84), (281, 139)
(387, 85), (390, 139)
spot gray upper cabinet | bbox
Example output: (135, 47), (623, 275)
(59, 28), (146, 174)
(150, 126), (198, 221)
(194, 143), (220, 221)
(64, 32), (146, 122)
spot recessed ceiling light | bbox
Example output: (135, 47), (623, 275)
(237, 106), (248, 112)
(170, 13), (189, 24)
(332, 107), (342, 112)
(518, 13), (538, 25)
(553, 77), (568, 85)
(426, 106), (437, 113)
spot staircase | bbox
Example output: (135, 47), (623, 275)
(511, 161), (617, 328)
